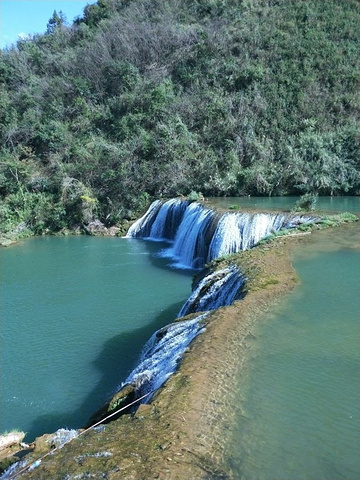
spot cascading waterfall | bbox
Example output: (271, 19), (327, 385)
(121, 313), (209, 400)
(119, 199), (317, 409)
(126, 199), (317, 269)
(149, 198), (189, 240)
(168, 203), (218, 269)
(178, 266), (246, 318)
(0, 197), (321, 466)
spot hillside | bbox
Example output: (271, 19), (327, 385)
(0, 0), (359, 236)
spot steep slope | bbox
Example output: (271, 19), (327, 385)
(0, 0), (359, 237)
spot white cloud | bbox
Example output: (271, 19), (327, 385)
(18, 32), (31, 40)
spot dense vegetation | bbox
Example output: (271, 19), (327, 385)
(0, 0), (359, 236)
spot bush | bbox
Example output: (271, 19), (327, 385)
(187, 191), (204, 202)
(293, 194), (318, 212)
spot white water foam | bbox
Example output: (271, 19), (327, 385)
(127, 200), (317, 269)
(178, 266), (246, 317)
(122, 313), (209, 399)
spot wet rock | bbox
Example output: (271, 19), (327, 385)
(32, 429), (79, 455)
(0, 432), (28, 475)
(86, 384), (136, 427)
(107, 226), (120, 236)
(84, 221), (121, 236)
(0, 238), (16, 247)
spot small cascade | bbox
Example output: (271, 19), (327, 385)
(283, 213), (318, 228)
(240, 213), (284, 251)
(207, 213), (243, 261)
(121, 313), (209, 399)
(149, 198), (188, 240)
(178, 266), (246, 318)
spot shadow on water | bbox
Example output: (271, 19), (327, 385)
(25, 299), (186, 441)
(133, 237), (198, 276)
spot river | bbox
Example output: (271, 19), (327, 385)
(1, 196), (359, 480)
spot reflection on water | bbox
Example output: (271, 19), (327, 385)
(225, 199), (360, 480)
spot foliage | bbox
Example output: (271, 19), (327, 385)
(317, 212), (358, 226)
(293, 193), (318, 212)
(187, 191), (204, 202)
(0, 0), (359, 236)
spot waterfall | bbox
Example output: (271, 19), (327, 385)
(207, 212), (297, 259)
(121, 313), (209, 400)
(113, 199), (318, 411)
(178, 266), (246, 317)
(168, 203), (218, 269)
(126, 200), (162, 238)
(240, 213), (285, 251)
(126, 198), (188, 241)
(207, 213), (243, 261)
(149, 198), (189, 240)
(127, 199), (317, 269)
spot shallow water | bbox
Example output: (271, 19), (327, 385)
(224, 201), (360, 480)
(0, 236), (192, 440)
(208, 195), (360, 214)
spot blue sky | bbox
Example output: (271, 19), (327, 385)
(0, 0), (97, 49)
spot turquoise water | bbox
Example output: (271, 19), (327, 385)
(1, 194), (359, 472)
(209, 195), (360, 214)
(225, 202), (360, 479)
(0, 236), (192, 441)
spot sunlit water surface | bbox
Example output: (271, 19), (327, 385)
(0, 236), (192, 440)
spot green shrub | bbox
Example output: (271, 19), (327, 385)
(293, 194), (318, 212)
(187, 191), (204, 202)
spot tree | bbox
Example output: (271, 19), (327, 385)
(46, 10), (67, 34)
